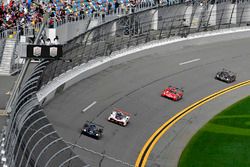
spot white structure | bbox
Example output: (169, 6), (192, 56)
(0, 39), (17, 76)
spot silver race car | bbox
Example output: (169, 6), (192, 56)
(108, 108), (131, 126)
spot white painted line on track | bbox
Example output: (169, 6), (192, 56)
(64, 141), (134, 167)
(82, 101), (97, 113)
(179, 58), (200, 65)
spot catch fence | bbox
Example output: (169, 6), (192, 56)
(39, 0), (250, 86)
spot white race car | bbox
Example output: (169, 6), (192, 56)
(108, 109), (131, 126)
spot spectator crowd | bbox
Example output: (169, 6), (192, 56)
(0, 0), (140, 32)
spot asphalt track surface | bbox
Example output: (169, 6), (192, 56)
(45, 32), (250, 167)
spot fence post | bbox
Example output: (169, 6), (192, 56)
(159, 18), (166, 39)
(239, 4), (245, 26)
(186, 3), (199, 35)
(145, 25), (150, 43)
(206, 1), (216, 29)
(80, 31), (92, 63)
(218, 4), (226, 29)
(228, 2), (236, 28)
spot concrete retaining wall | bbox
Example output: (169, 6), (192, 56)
(52, 18), (91, 44)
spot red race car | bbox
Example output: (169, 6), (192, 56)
(161, 86), (184, 101)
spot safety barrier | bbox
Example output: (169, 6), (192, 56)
(1, 60), (88, 167)
(39, 0), (250, 86)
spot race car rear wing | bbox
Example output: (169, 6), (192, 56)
(222, 68), (236, 75)
(113, 108), (131, 116)
(168, 85), (184, 92)
(84, 121), (104, 129)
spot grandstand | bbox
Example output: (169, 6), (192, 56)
(0, 0), (157, 75)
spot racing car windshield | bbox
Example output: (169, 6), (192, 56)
(168, 89), (179, 94)
(89, 124), (97, 130)
(116, 112), (124, 119)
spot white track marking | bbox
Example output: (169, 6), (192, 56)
(82, 101), (97, 112)
(65, 141), (134, 167)
(179, 58), (200, 65)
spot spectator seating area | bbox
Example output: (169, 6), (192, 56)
(0, 0), (153, 33)
(0, 0), (183, 41)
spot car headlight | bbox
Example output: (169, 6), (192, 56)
(96, 134), (99, 136)
(83, 129), (86, 132)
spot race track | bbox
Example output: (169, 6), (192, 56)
(44, 32), (250, 167)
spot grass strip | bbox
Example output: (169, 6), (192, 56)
(178, 96), (250, 167)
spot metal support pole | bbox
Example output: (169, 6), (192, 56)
(239, 4), (245, 26)
(5, 13), (49, 113)
(228, 2), (236, 28)
(218, 4), (226, 29)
